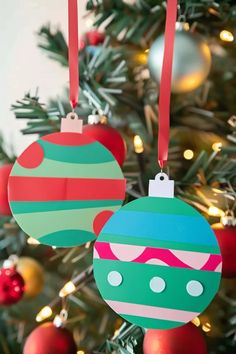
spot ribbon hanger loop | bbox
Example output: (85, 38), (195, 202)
(157, 0), (177, 169)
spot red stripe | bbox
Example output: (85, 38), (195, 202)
(41, 132), (95, 146)
(8, 176), (126, 202)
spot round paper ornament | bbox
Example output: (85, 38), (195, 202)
(212, 211), (236, 278)
(148, 30), (211, 93)
(143, 322), (207, 354)
(23, 322), (77, 354)
(0, 258), (25, 306)
(17, 257), (44, 298)
(93, 173), (222, 329)
(83, 114), (127, 166)
(8, 113), (126, 247)
(0, 164), (13, 216)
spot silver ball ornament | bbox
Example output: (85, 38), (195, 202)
(148, 31), (212, 93)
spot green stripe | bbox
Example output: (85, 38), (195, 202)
(99, 233), (221, 254)
(38, 140), (114, 164)
(11, 159), (124, 179)
(94, 259), (221, 313)
(14, 205), (120, 239)
(39, 229), (95, 247)
(117, 314), (183, 329)
(123, 197), (200, 216)
(10, 200), (123, 214)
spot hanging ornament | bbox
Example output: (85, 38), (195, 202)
(85, 30), (105, 46)
(17, 257), (44, 298)
(0, 256), (25, 306)
(212, 211), (236, 278)
(23, 310), (77, 354)
(0, 164), (13, 216)
(93, 173), (222, 329)
(148, 30), (211, 93)
(8, 0), (126, 248)
(143, 322), (207, 354)
(8, 113), (125, 247)
(83, 113), (127, 167)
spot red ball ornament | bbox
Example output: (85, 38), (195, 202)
(0, 164), (13, 216)
(83, 123), (127, 167)
(23, 322), (77, 354)
(212, 223), (236, 278)
(0, 265), (25, 305)
(143, 323), (207, 354)
(85, 30), (105, 46)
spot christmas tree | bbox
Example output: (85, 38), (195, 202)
(0, 1), (236, 353)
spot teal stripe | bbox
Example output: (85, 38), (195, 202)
(10, 200), (123, 214)
(123, 197), (200, 216)
(39, 229), (95, 247)
(102, 210), (216, 248)
(38, 139), (114, 164)
(98, 234), (221, 254)
(118, 314), (183, 329)
(93, 259), (221, 313)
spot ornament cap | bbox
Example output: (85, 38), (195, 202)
(88, 114), (101, 124)
(53, 309), (68, 328)
(3, 255), (18, 269)
(148, 173), (174, 198)
(60, 112), (83, 133)
(221, 210), (236, 227)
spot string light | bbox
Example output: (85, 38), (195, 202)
(212, 142), (222, 152)
(208, 206), (225, 217)
(59, 281), (76, 297)
(77, 351), (85, 354)
(192, 317), (201, 327)
(36, 306), (52, 322)
(183, 149), (194, 160)
(219, 30), (234, 42)
(133, 135), (144, 154)
(202, 322), (211, 333)
(27, 237), (40, 245)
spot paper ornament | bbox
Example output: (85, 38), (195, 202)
(8, 113), (126, 247)
(93, 173), (222, 329)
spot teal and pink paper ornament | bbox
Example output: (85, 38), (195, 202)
(93, 173), (222, 329)
(8, 113), (126, 247)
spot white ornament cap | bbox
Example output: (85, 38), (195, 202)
(148, 172), (174, 198)
(53, 309), (68, 328)
(3, 255), (19, 269)
(88, 114), (101, 124)
(60, 112), (83, 133)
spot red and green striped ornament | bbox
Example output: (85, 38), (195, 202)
(8, 113), (126, 247)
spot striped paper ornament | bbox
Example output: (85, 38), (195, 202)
(93, 196), (222, 329)
(8, 132), (126, 247)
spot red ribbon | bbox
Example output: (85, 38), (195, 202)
(68, 0), (79, 109)
(157, 0), (177, 169)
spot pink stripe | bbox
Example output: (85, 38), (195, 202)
(95, 242), (221, 272)
(106, 300), (198, 323)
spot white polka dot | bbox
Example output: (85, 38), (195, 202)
(186, 280), (204, 297)
(150, 277), (166, 293)
(107, 271), (123, 287)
